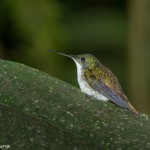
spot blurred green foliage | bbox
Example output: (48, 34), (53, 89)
(0, 0), (126, 82)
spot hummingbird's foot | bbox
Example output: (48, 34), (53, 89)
(85, 94), (94, 101)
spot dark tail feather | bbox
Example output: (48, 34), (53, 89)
(128, 102), (140, 117)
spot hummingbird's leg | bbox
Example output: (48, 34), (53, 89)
(85, 94), (89, 100)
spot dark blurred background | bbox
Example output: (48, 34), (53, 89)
(0, 0), (150, 114)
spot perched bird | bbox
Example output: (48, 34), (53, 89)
(48, 50), (139, 117)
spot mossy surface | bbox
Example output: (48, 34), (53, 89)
(0, 59), (149, 150)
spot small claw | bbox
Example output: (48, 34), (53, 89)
(85, 94), (94, 100)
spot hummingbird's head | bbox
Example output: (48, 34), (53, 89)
(72, 54), (100, 69)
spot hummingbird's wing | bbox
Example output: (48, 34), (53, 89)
(84, 69), (139, 116)
(88, 76), (129, 109)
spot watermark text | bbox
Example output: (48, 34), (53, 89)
(0, 145), (10, 149)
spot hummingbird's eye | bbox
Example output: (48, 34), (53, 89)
(81, 57), (85, 62)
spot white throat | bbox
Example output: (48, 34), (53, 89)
(73, 60), (83, 82)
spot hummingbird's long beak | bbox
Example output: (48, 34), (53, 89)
(48, 50), (75, 59)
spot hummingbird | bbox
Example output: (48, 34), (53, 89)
(48, 50), (139, 117)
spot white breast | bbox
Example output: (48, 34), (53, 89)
(73, 60), (109, 101)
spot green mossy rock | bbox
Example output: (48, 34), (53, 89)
(0, 59), (149, 150)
